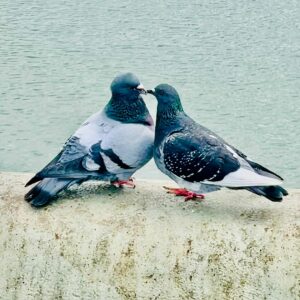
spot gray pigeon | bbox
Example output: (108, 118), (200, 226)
(148, 84), (288, 202)
(25, 73), (154, 207)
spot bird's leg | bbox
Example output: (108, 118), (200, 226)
(184, 191), (205, 202)
(111, 178), (136, 189)
(163, 186), (205, 202)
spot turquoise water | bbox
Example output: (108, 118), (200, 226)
(1, 1), (299, 186)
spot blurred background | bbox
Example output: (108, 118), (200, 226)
(0, 0), (299, 186)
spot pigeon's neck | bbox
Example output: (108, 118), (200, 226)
(155, 103), (184, 142)
(156, 102), (184, 126)
(105, 95), (152, 125)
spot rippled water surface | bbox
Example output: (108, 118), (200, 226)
(1, 0), (299, 186)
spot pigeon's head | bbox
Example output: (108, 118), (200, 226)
(110, 72), (146, 97)
(147, 84), (181, 106)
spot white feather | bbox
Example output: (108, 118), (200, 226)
(203, 167), (282, 187)
(82, 156), (100, 171)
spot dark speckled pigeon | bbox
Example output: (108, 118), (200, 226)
(148, 84), (288, 202)
(25, 73), (154, 207)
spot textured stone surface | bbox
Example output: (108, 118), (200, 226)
(0, 172), (299, 300)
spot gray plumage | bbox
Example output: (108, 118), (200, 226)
(25, 73), (154, 207)
(148, 84), (288, 202)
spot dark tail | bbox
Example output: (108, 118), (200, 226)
(246, 185), (288, 202)
(243, 159), (288, 202)
(25, 178), (77, 207)
(246, 159), (284, 181)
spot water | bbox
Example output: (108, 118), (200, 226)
(1, 0), (299, 187)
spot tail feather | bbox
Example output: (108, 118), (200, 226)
(244, 159), (288, 202)
(247, 185), (288, 202)
(246, 159), (283, 181)
(25, 174), (43, 187)
(25, 151), (64, 187)
(25, 178), (77, 207)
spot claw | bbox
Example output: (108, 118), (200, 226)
(163, 186), (205, 202)
(112, 178), (136, 189)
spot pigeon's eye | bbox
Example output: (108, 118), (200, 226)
(158, 90), (165, 96)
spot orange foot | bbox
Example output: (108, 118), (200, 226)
(112, 178), (135, 189)
(163, 186), (205, 202)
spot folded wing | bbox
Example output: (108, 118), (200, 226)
(163, 131), (283, 187)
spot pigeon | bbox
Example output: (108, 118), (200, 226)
(25, 72), (154, 207)
(148, 84), (288, 202)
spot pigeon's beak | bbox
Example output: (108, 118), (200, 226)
(136, 83), (147, 94)
(147, 89), (155, 96)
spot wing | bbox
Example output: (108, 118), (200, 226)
(26, 112), (112, 186)
(26, 136), (107, 186)
(162, 130), (283, 187)
(196, 126), (284, 182)
(163, 131), (240, 183)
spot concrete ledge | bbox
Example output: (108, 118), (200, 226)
(0, 172), (299, 300)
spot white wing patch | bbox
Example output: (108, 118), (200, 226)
(82, 156), (101, 171)
(203, 167), (282, 187)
